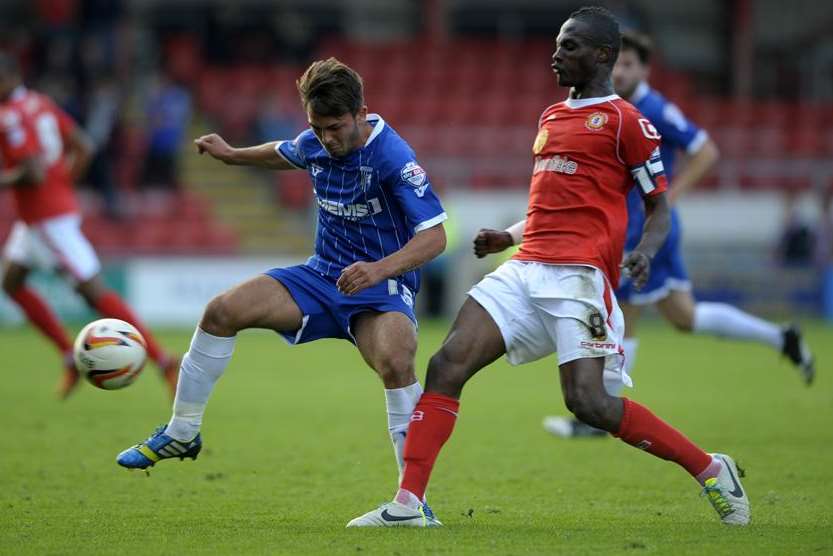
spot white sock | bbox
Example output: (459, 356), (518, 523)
(693, 302), (782, 350)
(166, 328), (236, 442)
(385, 381), (423, 483)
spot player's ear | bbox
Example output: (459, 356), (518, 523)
(356, 105), (368, 123)
(597, 45), (612, 66)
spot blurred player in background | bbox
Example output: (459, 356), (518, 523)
(349, 7), (748, 528)
(543, 30), (815, 439)
(116, 58), (447, 520)
(0, 52), (180, 398)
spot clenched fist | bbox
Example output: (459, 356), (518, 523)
(473, 229), (514, 258)
(194, 134), (234, 163)
(621, 250), (651, 290)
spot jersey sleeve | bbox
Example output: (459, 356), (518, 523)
(653, 101), (708, 154)
(275, 129), (311, 169)
(0, 109), (39, 164)
(384, 141), (447, 233)
(620, 111), (668, 197)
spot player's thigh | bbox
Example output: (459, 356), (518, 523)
(353, 311), (417, 385)
(202, 274), (303, 335)
(559, 355), (607, 407)
(35, 214), (101, 283)
(621, 302), (642, 337)
(656, 289), (696, 332)
(426, 296), (506, 395)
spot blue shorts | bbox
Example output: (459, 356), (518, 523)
(265, 264), (417, 345)
(617, 210), (691, 305)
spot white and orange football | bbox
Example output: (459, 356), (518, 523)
(73, 318), (147, 390)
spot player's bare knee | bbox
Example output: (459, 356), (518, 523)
(373, 352), (416, 388)
(425, 349), (467, 396)
(1, 273), (18, 294)
(564, 385), (610, 428)
(201, 294), (238, 336)
(2, 266), (25, 294)
(668, 313), (694, 332)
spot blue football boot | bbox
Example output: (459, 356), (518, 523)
(117, 425), (202, 469)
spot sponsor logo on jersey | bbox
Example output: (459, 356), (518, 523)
(401, 161), (428, 197)
(317, 196), (382, 220)
(585, 111), (608, 131)
(533, 155), (578, 175)
(580, 340), (618, 350)
(533, 127), (549, 154)
(359, 165), (374, 190)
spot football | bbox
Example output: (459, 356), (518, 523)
(73, 318), (147, 390)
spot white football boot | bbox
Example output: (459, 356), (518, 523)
(346, 501), (442, 528)
(702, 453), (750, 525)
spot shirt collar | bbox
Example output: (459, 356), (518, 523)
(364, 114), (385, 147)
(563, 94), (620, 109)
(629, 81), (650, 104)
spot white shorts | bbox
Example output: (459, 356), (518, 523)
(3, 213), (101, 282)
(468, 260), (631, 394)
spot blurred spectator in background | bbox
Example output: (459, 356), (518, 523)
(777, 189), (816, 267)
(83, 74), (122, 217)
(140, 72), (191, 189)
(252, 93), (303, 144)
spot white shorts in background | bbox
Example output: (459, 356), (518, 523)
(468, 260), (631, 395)
(3, 214), (101, 283)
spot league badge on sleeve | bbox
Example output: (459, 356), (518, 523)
(533, 128), (549, 154)
(401, 161), (428, 197)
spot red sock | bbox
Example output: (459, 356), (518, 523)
(10, 287), (72, 354)
(400, 393), (460, 500)
(615, 398), (712, 478)
(94, 291), (167, 365)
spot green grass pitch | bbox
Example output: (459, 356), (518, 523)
(1, 320), (832, 554)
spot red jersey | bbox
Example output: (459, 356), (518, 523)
(0, 87), (78, 223)
(513, 94), (667, 286)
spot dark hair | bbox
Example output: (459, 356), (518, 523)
(568, 6), (621, 65)
(620, 30), (653, 64)
(297, 57), (364, 117)
(0, 51), (20, 78)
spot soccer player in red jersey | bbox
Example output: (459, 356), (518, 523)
(349, 6), (749, 527)
(0, 53), (179, 398)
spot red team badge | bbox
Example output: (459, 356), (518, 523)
(585, 111), (608, 130)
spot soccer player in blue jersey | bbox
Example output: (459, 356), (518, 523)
(542, 30), (815, 438)
(116, 59), (448, 512)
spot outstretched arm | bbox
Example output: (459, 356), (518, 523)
(337, 224), (447, 295)
(194, 133), (300, 170)
(622, 192), (670, 290)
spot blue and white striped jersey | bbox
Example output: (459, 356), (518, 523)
(625, 82), (708, 248)
(276, 114), (446, 293)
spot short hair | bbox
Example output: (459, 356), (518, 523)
(297, 57), (364, 118)
(621, 30), (653, 64)
(0, 51), (20, 78)
(568, 6), (621, 65)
